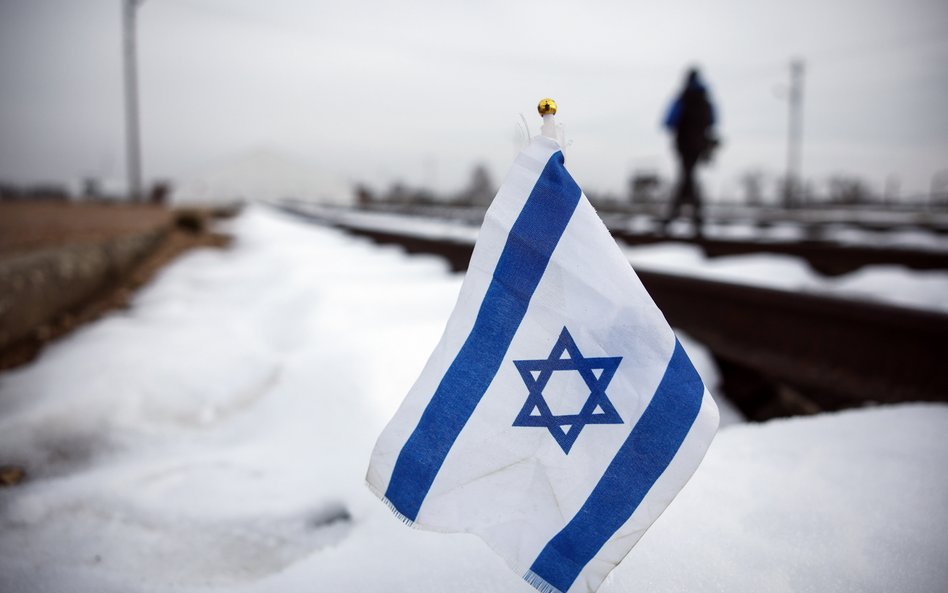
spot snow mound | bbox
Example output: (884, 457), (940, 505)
(0, 207), (943, 593)
(611, 403), (948, 593)
(625, 242), (948, 313)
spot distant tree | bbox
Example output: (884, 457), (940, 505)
(383, 182), (410, 204)
(586, 191), (622, 211)
(827, 176), (875, 205)
(149, 181), (171, 205)
(455, 164), (495, 206)
(778, 176), (803, 208)
(25, 184), (70, 201)
(82, 178), (102, 201)
(931, 170), (948, 206)
(413, 189), (437, 205)
(883, 175), (901, 204)
(739, 170), (765, 206)
(355, 184), (375, 207)
(628, 172), (662, 204)
(0, 183), (22, 201)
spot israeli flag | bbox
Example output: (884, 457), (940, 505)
(367, 136), (719, 593)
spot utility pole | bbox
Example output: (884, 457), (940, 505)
(784, 59), (805, 207)
(122, 0), (144, 202)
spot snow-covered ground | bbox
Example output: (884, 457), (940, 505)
(661, 217), (948, 251)
(279, 204), (948, 313)
(623, 243), (948, 313)
(1, 207), (945, 592)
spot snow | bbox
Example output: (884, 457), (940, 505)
(813, 223), (948, 251)
(1, 206), (945, 592)
(704, 220), (809, 242)
(701, 220), (948, 250)
(279, 201), (482, 243)
(277, 204), (948, 313)
(610, 404), (948, 593)
(326, 208), (481, 243)
(624, 243), (948, 313)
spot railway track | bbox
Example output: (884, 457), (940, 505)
(282, 201), (948, 276)
(276, 204), (948, 421)
(609, 229), (948, 276)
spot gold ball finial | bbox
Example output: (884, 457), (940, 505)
(538, 98), (557, 116)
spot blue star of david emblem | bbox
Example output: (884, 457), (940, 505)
(512, 327), (623, 454)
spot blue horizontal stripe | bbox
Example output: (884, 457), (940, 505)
(528, 340), (704, 592)
(384, 151), (581, 521)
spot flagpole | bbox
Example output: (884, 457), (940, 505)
(538, 98), (558, 139)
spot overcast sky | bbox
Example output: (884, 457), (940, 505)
(1, 0), (946, 201)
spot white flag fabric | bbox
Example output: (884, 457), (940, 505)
(366, 136), (719, 593)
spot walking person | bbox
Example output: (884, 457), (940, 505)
(662, 67), (718, 236)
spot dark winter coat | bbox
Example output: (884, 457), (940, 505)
(664, 82), (716, 159)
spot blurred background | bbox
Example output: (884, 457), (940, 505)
(2, 0), (948, 474)
(1, 0), (947, 205)
(1, 1), (948, 591)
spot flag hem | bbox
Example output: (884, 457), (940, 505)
(523, 569), (566, 593)
(365, 479), (484, 535)
(365, 479), (417, 527)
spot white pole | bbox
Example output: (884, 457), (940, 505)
(785, 59), (805, 206)
(537, 98), (558, 142)
(122, 0), (143, 202)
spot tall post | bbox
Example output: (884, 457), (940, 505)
(784, 59), (805, 207)
(122, 0), (143, 202)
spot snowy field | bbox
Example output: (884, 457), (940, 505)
(622, 243), (948, 313)
(661, 217), (948, 251)
(1, 206), (946, 592)
(282, 203), (948, 313)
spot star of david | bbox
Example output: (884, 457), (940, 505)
(512, 327), (623, 454)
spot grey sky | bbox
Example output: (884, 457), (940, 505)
(1, 0), (947, 201)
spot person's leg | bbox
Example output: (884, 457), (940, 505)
(663, 153), (687, 232)
(681, 152), (702, 236)
(693, 187), (704, 235)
